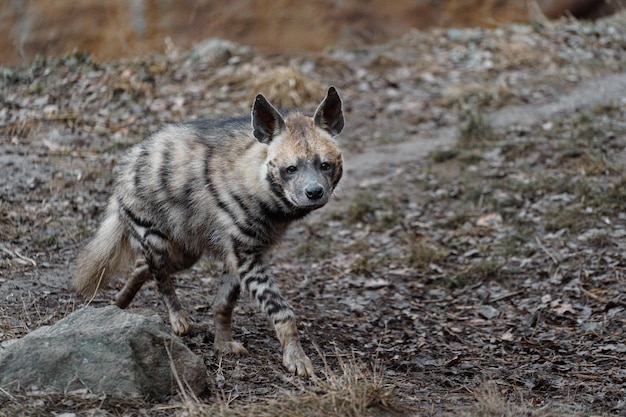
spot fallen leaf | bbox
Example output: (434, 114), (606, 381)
(476, 213), (503, 228)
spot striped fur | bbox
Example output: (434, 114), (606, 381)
(73, 87), (345, 377)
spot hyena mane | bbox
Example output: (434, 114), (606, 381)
(73, 87), (345, 377)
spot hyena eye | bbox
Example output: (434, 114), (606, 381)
(286, 165), (298, 174)
(320, 162), (332, 171)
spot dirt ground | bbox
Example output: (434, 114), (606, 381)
(1, 12), (626, 417)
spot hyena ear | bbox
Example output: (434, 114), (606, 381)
(313, 86), (344, 137)
(252, 94), (286, 144)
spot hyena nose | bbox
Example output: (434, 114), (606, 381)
(305, 185), (324, 200)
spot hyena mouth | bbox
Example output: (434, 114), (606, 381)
(298, 198), (328, 210)
(288, 196), (327, 212)
(298, 201), (327, 210)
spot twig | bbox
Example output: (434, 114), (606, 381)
(577, 284), (610, 304)
(490, 290), (525, 303)
(86, 268), (106, 307)
(166, 341), (189, 402)
(165, 340), (200, 404)
(534, 236), (560, 265)
(0, 244), (37, 267)
(0, 386), (18, 403)
(14, 250), (37, 267)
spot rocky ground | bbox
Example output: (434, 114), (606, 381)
(1, 11), (626, 417)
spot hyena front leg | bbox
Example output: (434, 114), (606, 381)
(213, 273), (248, 355)
(240, 255), (315, 377)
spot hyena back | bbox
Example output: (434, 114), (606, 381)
(73, 87), (344, 377)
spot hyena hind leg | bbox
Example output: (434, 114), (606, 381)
(116, 258), (193, 335)
(115, 259), (151, 309)
(154, 270), (193, 336)
(213, 273), (248, 355)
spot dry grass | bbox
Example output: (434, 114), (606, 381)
(245, 66), (325, 108)
(180, 353), (398, 417)
(442, 81), (518, 109)
(405, 237), (449, 270)
(470, 383), (585, 417)
(457, 112), (498, 147)
(206, 65), (325, 109)
(0, 349), (398, 417)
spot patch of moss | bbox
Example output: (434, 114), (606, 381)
(344, 190), (404, 232)
(405, 239), (448, 270)
(437, 211), (472, 230)
(431, 149), (459, 163)
(444, 259), (504, 289)
(458, 112), (498, 147)
(544, 206), (588, 234)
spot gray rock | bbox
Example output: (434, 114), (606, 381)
(0, 306), (207, 399)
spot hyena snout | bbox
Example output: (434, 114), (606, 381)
(305, 184), (325, 201)
(297, 179), (331, 207)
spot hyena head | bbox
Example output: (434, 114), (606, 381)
(252, 87), (344, 216)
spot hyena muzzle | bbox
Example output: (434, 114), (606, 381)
(73, 87), (344, 377)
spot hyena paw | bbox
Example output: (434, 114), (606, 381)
(283, 342), (315, 377)
(169, 311), (193, 335)
(114, 292), (132, 309)
(214, 340), (249, 356)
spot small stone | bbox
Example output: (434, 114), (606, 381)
(477, 304), (499, 320)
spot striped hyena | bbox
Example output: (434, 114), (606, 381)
(73, 87), (344, 377)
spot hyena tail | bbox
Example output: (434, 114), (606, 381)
(73, 200), (132, 296)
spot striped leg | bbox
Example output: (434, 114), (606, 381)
(213, 272), (248, 355)
(239, 254), (315, 377)
(154, 269), (193, 335)
(116, 260), (191, 335)
(121, 212), (193, 335)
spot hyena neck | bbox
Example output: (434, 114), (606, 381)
(264, 200), (313, 223)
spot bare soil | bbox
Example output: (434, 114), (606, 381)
(1, 12), (626, 416)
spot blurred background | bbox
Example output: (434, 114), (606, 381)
(1, 0), (621, 67)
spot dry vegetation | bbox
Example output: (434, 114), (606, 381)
(1, 11), (626, 417)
